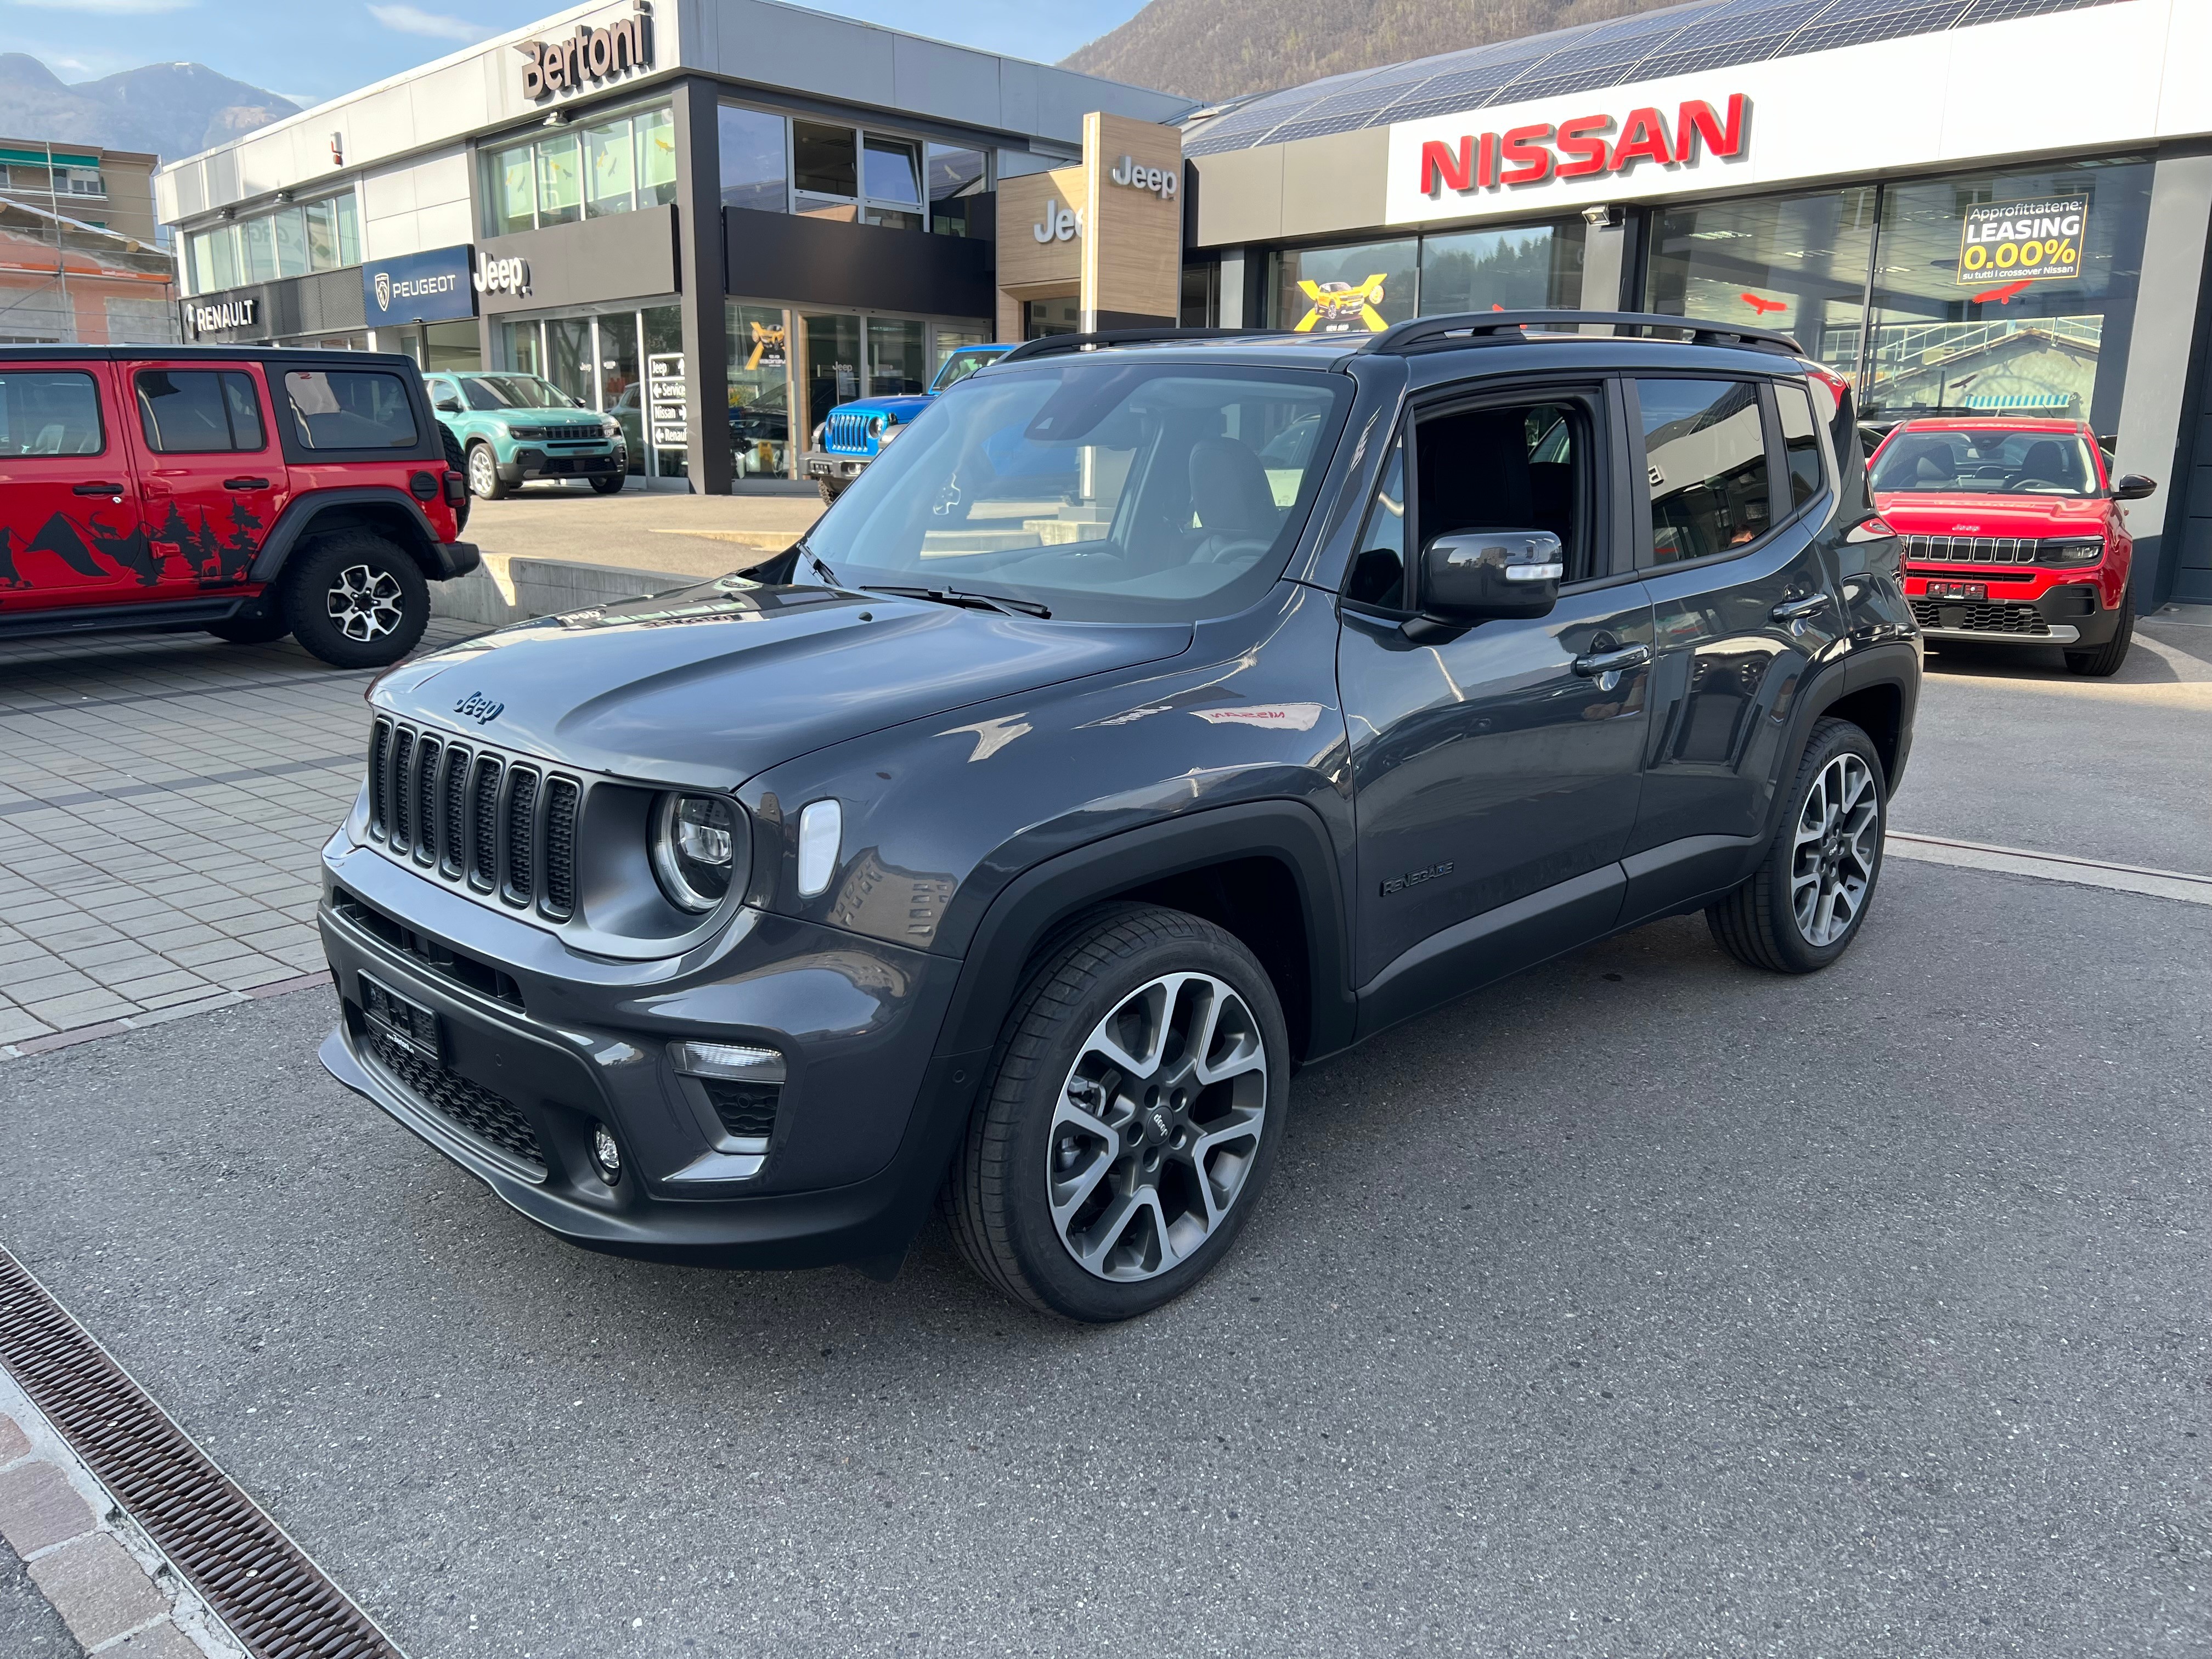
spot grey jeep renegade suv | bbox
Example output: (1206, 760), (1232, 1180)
(317, 313), (1919, 1323)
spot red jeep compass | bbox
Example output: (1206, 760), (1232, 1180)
(0, 346), (476, 668)
(1867, 416), (2156, 677)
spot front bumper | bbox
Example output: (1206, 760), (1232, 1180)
(315, 839), (985, 1268)
(1905, 577), (2118, 648)
(500, 447), (625, 485)
(804, 450), (871, 483)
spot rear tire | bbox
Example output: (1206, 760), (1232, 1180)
(281, 532), (428, 668)
(466, 441), (510, 501)
(816, 479), (844, 506)
(204, 611), (290, 646)
(948, 904), (1288, 1323)
(589, 473), (625, 495)
(1707, 717), (1887, 974)
(2063, 592), (2132, 676)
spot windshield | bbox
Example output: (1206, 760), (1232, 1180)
(802, 362), (1350, 622)
(462, 375), (582, 412)
(931, 348), (1002, 393)
(1870, 428), (2099, 496)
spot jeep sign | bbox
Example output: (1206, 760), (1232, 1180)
(1108, 155), (1177, 201)
(473, 252), (532, 298)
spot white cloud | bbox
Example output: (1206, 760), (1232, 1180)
(9, 0), (195, 13)
(365, 2), (491, 42)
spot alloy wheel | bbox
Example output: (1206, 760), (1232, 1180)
(468, 446), (495, 498)
(327, 563), (404, 642)
(1791, 752), (1879, 947)
(1047, 972), (1267, 1282)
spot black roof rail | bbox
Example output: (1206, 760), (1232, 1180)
(994, 326), (1291, 365)
(1364, 310), (1807, 358)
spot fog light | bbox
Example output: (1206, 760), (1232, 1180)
(591, 1121), (622, 1184)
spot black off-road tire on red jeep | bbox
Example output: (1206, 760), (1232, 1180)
(280, 531), (429, 669)
(439, 424), (471, 534)
(947, 903), (1289, 1323)
(1707, 717), (1888, 975)
(2064, 592), (2133, 677)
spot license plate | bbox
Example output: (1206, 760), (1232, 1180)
(1927, 581), (1987, 600)
(360, 973), (440, 1062)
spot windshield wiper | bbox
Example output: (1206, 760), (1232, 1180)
(862, 584), (1051, 619)
(800, 545), (839, 587)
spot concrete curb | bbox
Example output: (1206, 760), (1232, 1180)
(429, 552), (695, 628)
(0, 1371), (243, 1658)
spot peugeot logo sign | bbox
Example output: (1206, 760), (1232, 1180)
(374, 271), (391, 311)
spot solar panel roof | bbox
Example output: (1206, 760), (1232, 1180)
(1180, 0), (2123, 157)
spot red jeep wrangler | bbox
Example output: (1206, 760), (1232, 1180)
(0, 346), (476, 668)
(1867, 416), (2157, 677)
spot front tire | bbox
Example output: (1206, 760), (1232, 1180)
(1707, 717), (1887, 974)
(816, 479), (844, 506)
(948, 905), (1289, 1322)
(280, 532), (428, 668)
(589, 473), (625, 495)
(466, 441), (510, 501)
(2064, 593), (2133, 676)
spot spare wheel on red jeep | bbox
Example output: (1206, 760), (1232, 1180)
(281, 530), (428, 668)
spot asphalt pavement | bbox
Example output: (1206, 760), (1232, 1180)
(0, 856), (2204, 1657)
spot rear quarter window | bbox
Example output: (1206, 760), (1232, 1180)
(282, 369), (418, 449)
(0, 370), (104, 456)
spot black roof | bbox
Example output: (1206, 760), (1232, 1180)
(0, 344), (421, 368)
(1184, 0), (2118, 156)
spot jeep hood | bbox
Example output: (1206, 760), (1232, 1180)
(1872, 492), (2113, 536)
(370, 575), (1192, 788)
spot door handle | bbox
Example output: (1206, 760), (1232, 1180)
(72, 481), (125, 496)
(1572, 642), (1651, 677)
(1771, 593), (1831, 623)
(223, 477), (270, 491)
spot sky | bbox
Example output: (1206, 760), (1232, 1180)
(4, 0), (1151, 108)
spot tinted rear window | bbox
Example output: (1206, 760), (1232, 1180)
(282, 369), (417, 449)
(0, 371), (103, 456)
(137, 369), (266, 454)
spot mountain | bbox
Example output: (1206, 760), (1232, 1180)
(0, 55), (297, 162)
(1063, 0), (1688, 104)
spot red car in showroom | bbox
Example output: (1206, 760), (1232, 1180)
(1867, 416), (2157, 676)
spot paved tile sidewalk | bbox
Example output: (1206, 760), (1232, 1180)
(1, 622), (481, 1053)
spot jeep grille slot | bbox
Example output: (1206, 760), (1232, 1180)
(470, 755), (501, 888)
(367, 718), (391, 837)
(503, 766), (540, 907)
(387, 727), (414, 855)
(412, 736), (442, 865)
(441, 745), (470, 877)
(543, 777), (579, 918)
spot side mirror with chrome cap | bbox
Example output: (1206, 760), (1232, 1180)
(1418, 529), (1564, 624)
(2113, 473), (2157, 501)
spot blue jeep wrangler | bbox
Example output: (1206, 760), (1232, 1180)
(804, 342), (1011, 503)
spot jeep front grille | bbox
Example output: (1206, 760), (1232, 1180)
(368, 717), (581, 922)
(362, 1021), (546, 1177)
(1900, 534), (2097, 568)
(825, 410), (874, 455)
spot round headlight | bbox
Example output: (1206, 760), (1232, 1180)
(652, 793), (744, 913)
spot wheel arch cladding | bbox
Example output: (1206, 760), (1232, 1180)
(248, 489), (442, 583)
(934, 801), (1356, 1068)
(1818, 681), (1904, 786)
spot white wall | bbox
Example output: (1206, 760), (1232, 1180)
(359, 148), (474, 259)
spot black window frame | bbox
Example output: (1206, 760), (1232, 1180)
(1339, 374), (1634, 620)
(1624, 373), (1810, 574)
(133, 367), (268, 456)
(1771, 376), (1829, 515)
(0, 367), (108, 458)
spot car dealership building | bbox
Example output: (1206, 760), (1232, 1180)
(1177, 0), (2212, 607)
(161, 0), (2212, 606)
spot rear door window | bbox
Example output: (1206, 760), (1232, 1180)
(0, 371), (104, 455)
(1634, 379), (1773, 565)
(136, 369), (266, 453)
(281, 369), (418, 449)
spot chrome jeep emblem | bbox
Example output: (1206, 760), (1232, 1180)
(453, 691), (505, 725)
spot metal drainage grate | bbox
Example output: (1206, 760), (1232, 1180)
(0, 1245), (404, 1659)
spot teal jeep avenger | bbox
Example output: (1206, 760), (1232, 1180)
(424, 371), (627, 499)
(804, 343), (1011, 504)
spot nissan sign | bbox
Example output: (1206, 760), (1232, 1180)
(360, 245), (476, 325)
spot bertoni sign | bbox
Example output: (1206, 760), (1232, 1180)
(520, 0), (653, 101)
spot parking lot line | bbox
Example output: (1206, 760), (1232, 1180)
(1885, 830), (2212, 906)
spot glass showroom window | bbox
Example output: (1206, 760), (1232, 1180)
(790, 120), (945, 230)
(927, 144), (989, 236)
(1861, 157), (2152, 430)
(1269, 239), (1417, 334)
(1647, 188), (1878, 390)
(932, 325), (991, 375)
(184, 194), (360, 295)
(1419, 218), (1584, 314)
(482, 104), (675, 235)
(726, 300), (793, 478)
(719, 105), (787, 212)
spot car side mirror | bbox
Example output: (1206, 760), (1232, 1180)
(2113, 473), (2157, 501)
(434, 397), (462, 413)
(1418, 529), (1562, 624)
